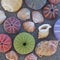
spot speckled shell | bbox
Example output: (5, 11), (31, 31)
(43, 4), (58, 19)
(25, 0), (47, 10)
(4, 17), (21, 34)
(35, 40), (58, 57)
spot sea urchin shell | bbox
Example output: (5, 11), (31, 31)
(14, 32), (35, 55)
(43, 4), (58, 19)
(4, 17), (21, 34)
(0, 34), (12, 53)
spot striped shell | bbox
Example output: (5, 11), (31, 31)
(54, 19), (60, 40)
(43, 4), (58, 19)
(4, 17), (21, 34)
(0, 34), (12, 53)
(48, 0), (60, 4)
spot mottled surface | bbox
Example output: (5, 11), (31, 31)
(0, 0), (60, 60)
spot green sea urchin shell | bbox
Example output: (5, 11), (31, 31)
(14, 32), (35, 55)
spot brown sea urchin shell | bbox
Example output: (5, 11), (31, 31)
(43, 4), (58, 19)
(35, 40), (58, 57)
(5, 50), (18, 60)
(23, 21), (35, 32)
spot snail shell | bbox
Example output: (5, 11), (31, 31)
(35, 40), (59, 57)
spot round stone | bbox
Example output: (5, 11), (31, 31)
(54, 19), (60, 40)
(25, 0), (47, 10)
(1, 0), (23, 12)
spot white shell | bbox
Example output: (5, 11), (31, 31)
(32, 11), (44, 23)
(17, 8), (30, 21)
(1, 0), (22, 12)
(5, 50), (18, 60)
(23, 21), (35, 32)
(0, 10), (6, 24)
(38, 24), (52, 39)
(25, 53), (37, 60)
(35, 40), (58, 57)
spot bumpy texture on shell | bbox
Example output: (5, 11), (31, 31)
(1, 0), (23, 12)
(23, 21), (35, 32)
(32, 11), (44, 23)
(14, 32), (35, 54)
(4, 17), (21, 34)
(48, 0), (60, 4)
(17, 8), (30, 21)
(25, 53), (37, 60)
(43, 4), (58, 19)
(25, 0), (47, 10)
(35, 40), (58, 57)
(5, 50), (18, 60)
(0, 10), (6, 24)
(0, 34), (12, 53)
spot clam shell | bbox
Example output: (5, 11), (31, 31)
(5, 50), (18, 60)
(23, 21), (35, 32)
(17, 8), (30, 21)
(32, 11), (44, 23)
(0, 10), (6, 24)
